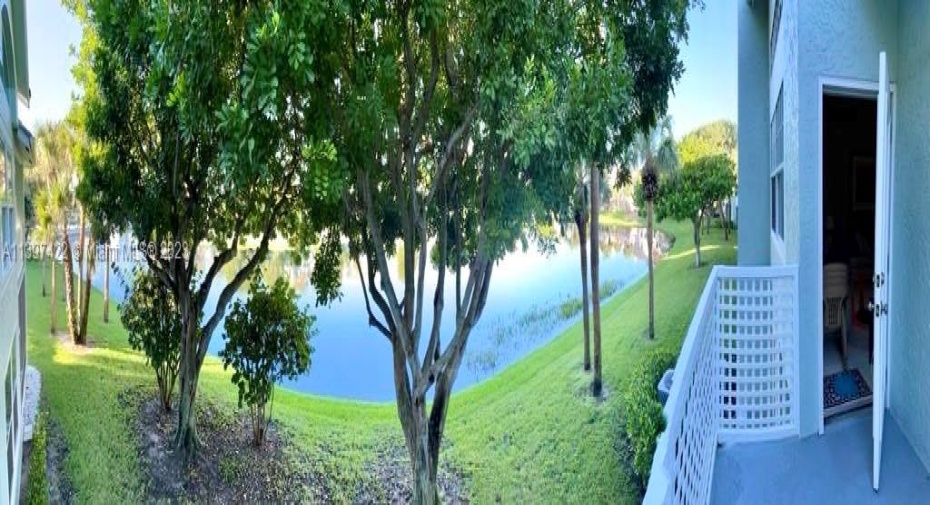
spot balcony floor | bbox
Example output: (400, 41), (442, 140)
(711, 408), (930, 504)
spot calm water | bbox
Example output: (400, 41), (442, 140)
(92, 225), (664, 402)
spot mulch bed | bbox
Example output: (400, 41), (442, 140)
(356, 443), (468, 504)
(120, 386), (328, 503)
(120, 386), (469, 504)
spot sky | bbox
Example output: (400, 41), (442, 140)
(24, 0), (737, 140)
(667, 1), (738, 140)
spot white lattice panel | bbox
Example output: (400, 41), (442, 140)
(715, 270), (798, 441)
(664, 282), (718, 505)
(644, 266), (799, 505)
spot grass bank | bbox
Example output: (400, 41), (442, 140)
(26, 218), (735, 503)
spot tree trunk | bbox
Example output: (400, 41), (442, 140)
(61, 227), (80, 344)
(175, 300), (203, 460)
(41, 256), (47, 297)
(575, 210), (592, 371)
(78, 234), (95, 345)
(50, 257), (57, 334)
(391, 340), (441, 505)
(693, 216), (702, 268)
(590, 167), (603, 397)
(77, 211), (86, 306)
(718, 201), (729, 241)
(103, 245), (110, 323)
(646, 200), (655, 340)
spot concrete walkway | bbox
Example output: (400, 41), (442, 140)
(711, 408), (930, 504)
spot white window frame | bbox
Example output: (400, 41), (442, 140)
(0, 147), (12, 277)
(770, 85), (785, 256)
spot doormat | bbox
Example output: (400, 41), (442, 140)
(824, 368), (872, 418)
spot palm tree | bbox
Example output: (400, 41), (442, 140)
(625, 116), (677, 340)
(35, 121), (84, 344)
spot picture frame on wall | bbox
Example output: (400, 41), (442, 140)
(851, 156), (875, 211)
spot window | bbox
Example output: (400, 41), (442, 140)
(0, 149), (12, 275)
(771, 86), (785, 239)
(770, 0), (783, 67)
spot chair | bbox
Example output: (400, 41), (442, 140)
(824, 263), (850, 368)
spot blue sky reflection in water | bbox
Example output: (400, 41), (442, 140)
(95, 224), (660, 402)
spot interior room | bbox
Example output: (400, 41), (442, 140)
(821, 94), (876, 419)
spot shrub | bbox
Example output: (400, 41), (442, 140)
(622, 349), (677, 485)
(25, 410), (48, 505)
(220, 277), (315, 446)
(120, 268), (182, 411)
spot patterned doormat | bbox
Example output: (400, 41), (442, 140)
(824, 369), (872, 418)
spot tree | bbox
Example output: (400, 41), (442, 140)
(590, 165), (603, 392)
(571, 164), (593, 371)
(33, 121), (82, 343)
(678, 120), (737, 239)
(220, 277), (314, 446)
(102, 242), (110, 323)
(70, 0), (344, 460)
(560, 0), (695, 391)
(329, 1), (695, 498)
(654, 153), (736, 267)
(329, 5), (572, 500)
(624, 117), (678, 340)
(121, 268), (182, 411)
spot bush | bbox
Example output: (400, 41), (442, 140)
(24, 410), (49, 505)
(120, 268), (182, 411)
(622, 349), (677, 485)
(220, 277), (315, 446)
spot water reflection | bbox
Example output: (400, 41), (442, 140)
(95, 224), (667, 402)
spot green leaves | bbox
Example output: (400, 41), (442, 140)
(220, 277), (316, 445)
(121, 267), (182, 410)
(653, 153), (735, 224)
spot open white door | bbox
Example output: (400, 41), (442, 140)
(872, 51), (893, 492)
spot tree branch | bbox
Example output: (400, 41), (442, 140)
(354, 255), (392, 339)
(358, 170), (420, 375)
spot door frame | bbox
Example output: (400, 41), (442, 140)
(816, 76), (897, 435)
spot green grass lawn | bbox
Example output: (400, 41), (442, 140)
(26, 218), (735, 503)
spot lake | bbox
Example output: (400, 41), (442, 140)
(91, 224), (665, 402)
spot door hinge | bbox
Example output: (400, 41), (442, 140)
(874, 273), (885, 288)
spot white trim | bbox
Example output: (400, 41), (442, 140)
(886, 85), (897, 410)
(816, 76), (896, 436)
(770, 229), (786, 264)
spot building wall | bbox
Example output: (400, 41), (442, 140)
(0, 0), (26, 502)
(887, 0), (930, 473)
(736, 0), (770, 266)
(793, 0), (898, 438)
(772, 0), (798, 266)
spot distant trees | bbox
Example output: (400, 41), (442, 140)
(678, 120), (737, 239)
(654, 153), (736, 267)
(220, 277), (314, 447)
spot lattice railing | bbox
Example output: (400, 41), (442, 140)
(643, 266), (798, 505)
